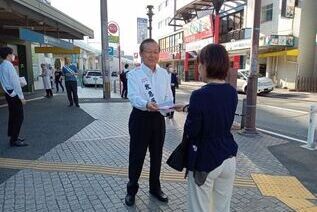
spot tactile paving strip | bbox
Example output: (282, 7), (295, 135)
(251, 174), (316, 199)
(252, 174), (316, 211)
(276, 197), (315, 211)
(297, 206), (317, 212)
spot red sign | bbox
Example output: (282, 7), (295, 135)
(108, 23), (118, 34)
(159, 52), (172, 61)
(183, 15), (213, 43)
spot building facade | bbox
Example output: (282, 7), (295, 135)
(154, 0), (317, 91)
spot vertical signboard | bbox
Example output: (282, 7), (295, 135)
(137, 18), (148, 44)
(281, 0), (295, 18)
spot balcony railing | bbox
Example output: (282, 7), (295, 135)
(220, 28), (252, 43)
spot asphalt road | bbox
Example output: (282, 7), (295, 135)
(176, 86), (314, 142)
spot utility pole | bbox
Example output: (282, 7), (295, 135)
(244, 0), (262, 134)
(146, 5), (154, 39)
(100, 0), (111, 99)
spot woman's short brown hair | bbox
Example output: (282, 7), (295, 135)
(198, 44), (229, 80)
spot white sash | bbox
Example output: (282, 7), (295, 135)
(64, 65), (75, 75)
(140, 70), (157, 103)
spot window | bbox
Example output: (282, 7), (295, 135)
(261, 4), (273, 22)
(165, 0), (168, 7)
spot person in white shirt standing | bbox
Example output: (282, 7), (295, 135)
(125, 39), (173, 206)
(0, 47), (28, 147)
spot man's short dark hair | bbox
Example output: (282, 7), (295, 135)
(165, 63), (171, 68)
(124, 64), (129, 69)
(0, 47), (13, 60)
(198, 44), (229, 80)
(139, 38), (159, 53)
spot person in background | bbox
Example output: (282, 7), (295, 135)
(62, 57), (79, 107)
(49, 65), (55, 89)
(125, 39), (173, 206)
(120, 63), (129, 99)
(40, 63), (53, 98)
(174, 44), (238, 212)
(54, 67), (64, 93)
(165, 63), (178, 119)
(0, 46), (28, 147)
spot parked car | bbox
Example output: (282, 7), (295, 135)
(82, 70), (103, 87)
(236, 69), (274, 94)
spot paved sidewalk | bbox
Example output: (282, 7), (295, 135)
(0, 89), (316, 211)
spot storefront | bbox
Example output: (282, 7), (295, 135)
(183, 15), (214, 81)
(0, 0), (94, 96)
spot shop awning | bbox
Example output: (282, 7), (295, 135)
(169, 0), (246, 27)
(258, 49), (299, 58)
(0, 0), (94, 40)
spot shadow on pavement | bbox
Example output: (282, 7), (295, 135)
(0, 95), (95, 184)
(268, 141), (317, 195)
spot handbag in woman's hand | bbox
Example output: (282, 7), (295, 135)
(166, 132), (190, 172)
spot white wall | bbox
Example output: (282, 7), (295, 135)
(275, 56), (297, 89)
(153, 0), (175, 40)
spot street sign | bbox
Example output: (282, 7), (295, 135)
(108, 23), (118, 34)
(108, 47), (114, 56)
(109, 35), (119, 43)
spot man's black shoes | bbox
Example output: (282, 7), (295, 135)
(125, 194), (135, 206)
(18, 137), (25, 141)
(150, 190), (168, 203)
(10, 140), (28, 147)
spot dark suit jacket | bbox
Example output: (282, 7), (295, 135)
(184, 83), (238, 172)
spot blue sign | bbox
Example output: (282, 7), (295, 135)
(108, 47), (114, 56)
(19, 28), (74, 49)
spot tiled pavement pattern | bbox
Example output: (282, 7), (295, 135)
(0, 102), (315, 211)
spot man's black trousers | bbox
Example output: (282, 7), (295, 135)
(127, 108), (165, 195)
(65, 81), (78, 105)
(5, 93), (23, 142)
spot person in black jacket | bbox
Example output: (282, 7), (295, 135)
(174, 44), (238, 211)
(165, 63), (178, 118)
(120, 64), (129, 99)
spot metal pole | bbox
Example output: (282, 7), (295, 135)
(100, 0), (111, 99)
(244, 0), (261, 134)
(146, 5), (154, 39)
(241, 98), (247, 129)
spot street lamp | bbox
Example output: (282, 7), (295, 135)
(146, 5), (154, 39)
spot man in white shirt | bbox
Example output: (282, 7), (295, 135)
(125, 39), (173, 206)
(0, 47), (28, 147)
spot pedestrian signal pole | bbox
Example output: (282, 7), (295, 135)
(244, 0), (261, 134)
(100, 0), (111, 99)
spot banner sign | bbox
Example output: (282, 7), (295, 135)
(34, 47), (80, 54)
(183, 15), (213, 43)
(137, 18), (148, 44)
(281, 0), (295, 18)
(264, 35), (294, 46)
(19, 28), (73, 49)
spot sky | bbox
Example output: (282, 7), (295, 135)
(51, 0), (157, 56)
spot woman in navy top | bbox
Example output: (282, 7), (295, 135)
(175, 44), (238, 212)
